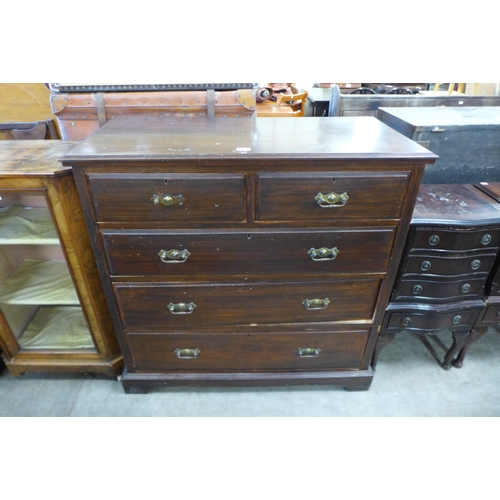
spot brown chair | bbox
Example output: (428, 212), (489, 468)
(275, 91), (308, 116)
(0, 119), (59, 140)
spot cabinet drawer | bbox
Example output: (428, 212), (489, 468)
(394, 277), (486, 302)
(86, 172), (246, 223)
(256, 172), (409, 221)
(403, 252), (496, 277)
(411, 228), (500, 251)
(387, 309), (478, 332)
(480, 304), (500, 324)
(114, 279), (381, 330)
(102, 228), (396, 276)
(127, 329), (370, 371)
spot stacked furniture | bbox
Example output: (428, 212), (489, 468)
(374, 183), (500, 369)
(0, 141), (122, 376)
(61, 115), (436, 393)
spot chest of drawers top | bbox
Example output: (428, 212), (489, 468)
(61, 116), (436, 165)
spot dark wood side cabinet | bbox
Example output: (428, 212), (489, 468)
(0, 141), (123, 376)
(62, 116), (436, 393)
(375, 184), (500, 369)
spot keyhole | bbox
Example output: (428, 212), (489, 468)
(164, 179), (169, 185)
(332, 178), (336, 183)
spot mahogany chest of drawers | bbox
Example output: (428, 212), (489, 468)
(62, 116), (436, 393)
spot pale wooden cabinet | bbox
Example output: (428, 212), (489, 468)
(0, 141), (122, 376)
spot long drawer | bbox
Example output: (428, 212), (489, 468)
(256, 171), (410, 221)
(127, 329), (370, 371)
(114, 279), (381, 330)
(86, 172), (247, 223)
(102, 228), (396, 276)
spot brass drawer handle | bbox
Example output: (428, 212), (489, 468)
(159, 249), (191, 263)
(315, 192), (349, 208)
(175, 348), (200, 359)
(308, 247), (339, 261)
(167, 302), (196, 314)
(150, 193), (186, 206)
(303, 298), (330, 310)
(297, 347), (321, 357)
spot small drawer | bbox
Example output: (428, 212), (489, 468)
(480, 304), (500, 324)
(127, 329), (370, 371)
(255, 171), (410, 221)
(114, 279), (381, 330)
(393, 277), (486, 302)
(86, 172), (246, 223)
(411, 228), (500, 251)
(387, 309), (477, 332)
(101, 228), (396, 276)
(403, 252), (497, 277)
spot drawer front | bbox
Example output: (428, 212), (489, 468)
(394, 277), (486, 302)
(411, 228), (500, 251)
(87, 172), (246, 223)
(102, 228), (396, 276)
(127, 330), (370, 371)
(256, 171), (410, 221)
(387, 309), (477, 332)
(403, 252), (497, 277)
(114, 280), (381, 330)
(481, 304), (500, 324)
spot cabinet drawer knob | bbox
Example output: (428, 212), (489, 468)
(315, 192), (349, 208)
(412, 284), (423, 294)
(174, 348), (200, 359)
(420, 260), (431, 271)
(307, 247), (339, 261)
(428, 234), (440, 245)
(168, 302), (196, 314)
(303, 298), (330, 310)
(402, 317), (412, 326)
(452, 315), (462, 325)
(496, 310), (500, 320)
(470, 259), (481, 270)
(481, 234), (492, 245)
(461, 283), (471, 293)
(297, 347), (321, 357)
(150, 193), (186, 206)
(159, 249), (191, 263)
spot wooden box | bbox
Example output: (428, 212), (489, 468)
(377, 106), (500, 184)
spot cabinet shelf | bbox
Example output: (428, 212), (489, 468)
(0, 205), (59, 244)
(0, 259), (79, 305)
(18, 306), (94, 350)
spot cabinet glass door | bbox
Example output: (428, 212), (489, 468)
(0, 189), (96, 351)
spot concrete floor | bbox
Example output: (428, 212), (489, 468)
(1, 328), (499, 417)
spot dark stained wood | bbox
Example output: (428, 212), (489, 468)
(128, 330), (370, 371)
(376, 183), (500, 369)
(63, 116), (435, 392)
(87, 172), (247, 223)
(101, 228), (395, 277)
(255, 172), (410, 221)
(114, 279), (381, 329)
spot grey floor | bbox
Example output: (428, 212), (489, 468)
(1, 328), (499, 417)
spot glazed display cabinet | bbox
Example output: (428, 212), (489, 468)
(0, 141), (122, 376)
